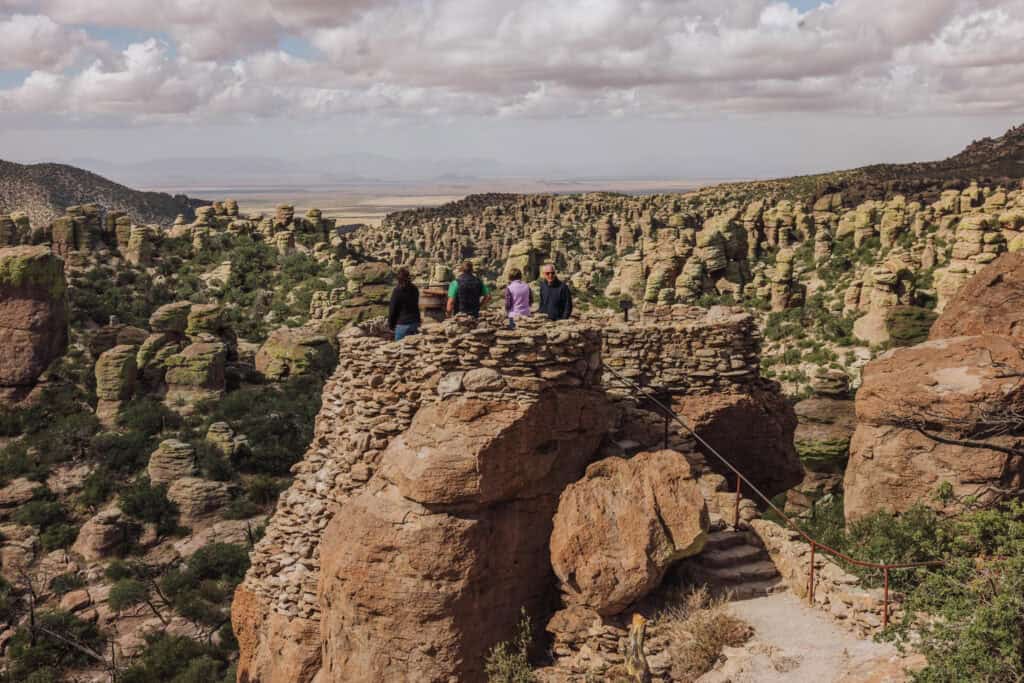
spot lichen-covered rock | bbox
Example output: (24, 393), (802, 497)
(185, 303), (224, 337)
(149, 301), (192, 334)
(94, 345), (137, 402)
(550, 450), (708, 615)
(255, 327), (336, 381)
(136, 332), (187, 386)
(0, 245), (68, 389)
(147, 439), (197, 485)
(164, 341), (226, 406)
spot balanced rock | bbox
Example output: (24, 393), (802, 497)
(186, 303), (224, 337)
(164, 341), (226, 406)
(147, 439), (197, 485)
(255, 327), (336, 381)
(149, 301), (192, 334)
(550, 450), (709, 615)
(0, 246), (68, 390)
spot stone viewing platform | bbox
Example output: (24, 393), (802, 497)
(233, 307), (779, 682)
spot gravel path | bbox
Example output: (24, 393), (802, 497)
(698, 591), (914, 682)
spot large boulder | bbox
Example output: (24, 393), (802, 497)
(673, 384), (803, 499)
(167, 477), (230, 525)
(255, 327), (336, 381)
(929, 251), (1024, 339)
(549, 450), (709, 615)
(315, 389), (614, 683)
(149, 301), (192, 334)
(844, 335), (1024, 521)
(147, 439), (197, 485)
(0, 246), (68, 391)
(164, 341), (226, 407)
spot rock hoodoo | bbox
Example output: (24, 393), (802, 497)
(0, 245), (68, 401)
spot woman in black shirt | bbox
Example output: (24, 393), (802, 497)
(388, 267), (421, 340)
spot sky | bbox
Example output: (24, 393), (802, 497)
(1, 0), (1023, 181)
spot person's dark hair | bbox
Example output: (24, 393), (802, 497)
(462, 261), (474, 274)
(508, 268), (522, 281)
(396, 267), (412, 287)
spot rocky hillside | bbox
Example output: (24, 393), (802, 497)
(0, 159), (203, 228)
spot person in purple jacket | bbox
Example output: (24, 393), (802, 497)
(504, 268), (533, 329)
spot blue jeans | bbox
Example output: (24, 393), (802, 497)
(395, 322), (420, 340)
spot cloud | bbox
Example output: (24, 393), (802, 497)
(0, 13), (106, 70)
(2, 0), (1024, 121)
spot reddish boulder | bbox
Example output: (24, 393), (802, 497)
(0, 246), (67, 391)
(930, 251), (1024, 340)
(550, 450), (708, 615)
(844, 335), (1024, 521)
(316, 389), (614, 683)
(673, 382), (803, 499)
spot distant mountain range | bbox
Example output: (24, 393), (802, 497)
(0, 159), (204, 227)
(2, 123), (1023, 228)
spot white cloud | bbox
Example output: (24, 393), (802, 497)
(2, 0), (1024, 121)
(0, 13), (106, 70)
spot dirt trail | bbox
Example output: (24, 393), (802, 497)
(698, 591), (917, 682)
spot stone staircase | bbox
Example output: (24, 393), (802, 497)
(679, 529), (785, 600)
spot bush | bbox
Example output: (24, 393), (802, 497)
(39, 524), (79, 552)
(659, 587), (751, 680)
(120, 478), (179, 536)
(90, 430), (155, 474)
(885, 306), (937, 347)
(117, 399), (181, 436)
(199, 376), (323, 475)
(6, 611), (106, 681)
(13, 498), (66, 529)
(161, 543), (250, 627)
(118, 633), (233, 683)
(245, 475), (284, 505)
(49, 572), (85, 596)
(78, 468), (114, 508)
(195, 442), (235, 482)
(108, 578), (150, 612)
(222, 497), (261, 520)
(484, 608), (535, 683)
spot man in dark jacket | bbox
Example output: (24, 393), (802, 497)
(446, 261), (491, 317)
(538, 263), (573, 320)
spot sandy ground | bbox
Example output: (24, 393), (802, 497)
(698, 592), (917, 683)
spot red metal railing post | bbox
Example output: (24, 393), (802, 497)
(883, 568), (890, 628)
(808, 541), (816, 605)
(663, 413), (669, 450)
(734, 475), (742, 528)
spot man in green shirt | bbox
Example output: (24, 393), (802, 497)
(446, 261), (491, 317)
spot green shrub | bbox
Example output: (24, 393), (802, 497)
(120, 478), (179, 536)
(195, 442), (235, 482)
(199, 376), (322, 475)
(6, 611), (105, 680)
(107, 578), (150, 612)
(78, 468), (114, 508)
(50, 572), (85, 596)
(222, 497), (261, 520)
(885, 306), (937, 347)
(90, 430), (154, 473)
(484, 608), (535, 683)
(245, 475), (284, 505)
(13, 498), (65, 529)
(118, 633), (233, 683)
(39, 524), (79, 552)
(117, 399), (181, 436)
(161, 543), (250, 628)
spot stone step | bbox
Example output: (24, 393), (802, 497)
(702, 530), (748, 552)
(723, 577), (786, 601)
(696, 543), (767, 568)
(690, 559), (780, 585)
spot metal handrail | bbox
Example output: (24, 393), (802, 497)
(600, 361), (945, 626)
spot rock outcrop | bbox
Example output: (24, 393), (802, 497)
(318, 389), (613, 682)
(929, 251), (1024, 339)
(844, 335), (1024, 520)
(0, 245), (68, 399)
